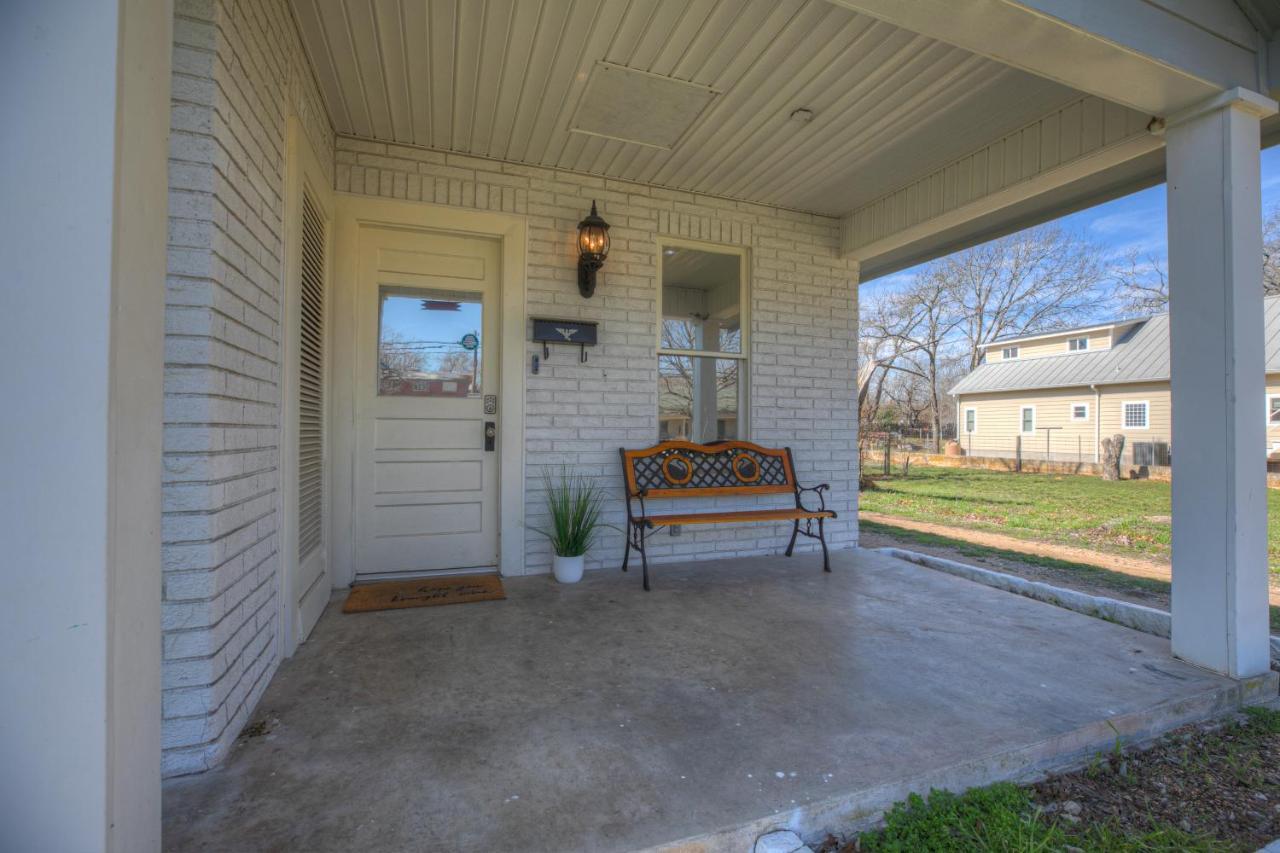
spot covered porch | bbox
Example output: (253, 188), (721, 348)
(162, 550), (1267, 852)
(8, 1), (1280, 850)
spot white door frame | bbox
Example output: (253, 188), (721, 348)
(331, 195), (527, 585)
(279, 116), (334, 656)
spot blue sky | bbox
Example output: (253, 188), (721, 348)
(381, 292), (482, 366)
(862, 146), (1280, 294)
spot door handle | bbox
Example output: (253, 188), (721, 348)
(484, 421), (496, 452)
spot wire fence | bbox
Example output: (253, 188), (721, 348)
(863, 428), (1172, 472)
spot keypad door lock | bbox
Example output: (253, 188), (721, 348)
(484, 421), (496, 451)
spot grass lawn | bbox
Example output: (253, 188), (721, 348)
(859, 466), (1280, 579)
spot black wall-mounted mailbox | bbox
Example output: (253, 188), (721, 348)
(532, 318), (598, 362)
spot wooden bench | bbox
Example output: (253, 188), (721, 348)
(618, 440), (837, 590)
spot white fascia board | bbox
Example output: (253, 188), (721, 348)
(825, 0), (1262, 115)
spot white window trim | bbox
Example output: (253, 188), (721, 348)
(1070, 402), (1089, 421)
(1121, 400), (1150, 430)
(1002, 346), (1019, 359)
(656, 236), (749, 440)
(1020, 405), (1036, 434)
(964, 407), (977, 434)
(1068, 336), (1088, 351)
(1268, 394), (1280, 427)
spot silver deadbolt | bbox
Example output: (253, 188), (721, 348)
(484, 421), (496, 451)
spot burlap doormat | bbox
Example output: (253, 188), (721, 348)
(342, 574), (505, 614)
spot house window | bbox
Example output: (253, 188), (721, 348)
(1122, 401), (1149, 429)
(964, 408), (976, 434)
(1071, 403), (1089, 421)
(1132, 442), (1171, 466)
(1002, 346), (1019, 359)
(1268, 395), (1280, 426)
(658, 241), (746, 442)
(1068, 337), (1088, 351)
(1020, 406), (1035, 433)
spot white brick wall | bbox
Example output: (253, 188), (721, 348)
(335, 137), (861, 574)
(161, 0), (860, 776)
(162, 0), (332, 777)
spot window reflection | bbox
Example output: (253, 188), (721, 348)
(658, 355), (740, 442)
(378, 287), (482, 397)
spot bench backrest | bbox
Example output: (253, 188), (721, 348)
(620, 440), (796, 498)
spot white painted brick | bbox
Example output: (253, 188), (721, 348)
(333, 133), (860, 574)
(160, 0), (330, 776)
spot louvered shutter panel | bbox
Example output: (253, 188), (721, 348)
(298, 190), (325, 559)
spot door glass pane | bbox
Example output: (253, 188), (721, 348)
(658, 355), (740, 442)
(661, 246), (741, 354)
(378, 287), (482, 397)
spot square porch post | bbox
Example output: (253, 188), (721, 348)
(1166, 88), (1277, 679)
(1, 1), (171, 849)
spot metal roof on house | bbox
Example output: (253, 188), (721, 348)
(951, 295), (1280, 396)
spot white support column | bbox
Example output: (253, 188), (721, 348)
(0, 1), (170, 850)
(1166, 88), (1277, 679)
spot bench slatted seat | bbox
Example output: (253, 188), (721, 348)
(618, 440), (836, 590)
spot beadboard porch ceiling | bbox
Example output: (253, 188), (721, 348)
(289, 0), (1080, 216)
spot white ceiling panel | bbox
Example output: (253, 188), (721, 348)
(290, 0), (1081, 215)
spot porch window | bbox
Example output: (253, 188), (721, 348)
(658, 241), (746, 442)
(1122, 401), (1149, 429)
(1268, 394), (1280, 426)
(1071, 403), (1088, 421)
(965, 408), (976, 433)
(1020, 406), (1035, 433)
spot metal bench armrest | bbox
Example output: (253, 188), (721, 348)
(796, 483), (829, 513)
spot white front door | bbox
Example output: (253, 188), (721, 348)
(354, 227), (501, 577)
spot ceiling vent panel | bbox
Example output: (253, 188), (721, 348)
(569, 61), (718, 150)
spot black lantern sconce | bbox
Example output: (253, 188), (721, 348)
(576, 200), (610, 298)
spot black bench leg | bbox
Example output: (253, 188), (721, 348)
(818, 517), (830, 572)
(638, 530), (651, 591)
(621, 527), (631, 573)
(785, 519), (799, 557)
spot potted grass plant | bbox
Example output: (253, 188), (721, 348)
(531, 468), (612, 583)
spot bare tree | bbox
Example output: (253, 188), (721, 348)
(378, 330), (426, 380)
(1114, 204), (1280, 312)
(862, 269), (965, 451)
(1265, 206), (1280, 294)
(1112, 249), (1169, 314)
(940, 224), (1107, 370)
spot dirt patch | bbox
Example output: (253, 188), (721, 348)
(860, 511), (1173, 580)
(857, 526), (1171, 610)
(860, 512), (1280, 608)
(1032, 709), (1280, 851)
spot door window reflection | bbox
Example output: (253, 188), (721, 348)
(378, 287), (482, 397)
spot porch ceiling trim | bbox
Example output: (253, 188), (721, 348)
(843, 95), (1163, 279)
(825, 0), (1265, 116)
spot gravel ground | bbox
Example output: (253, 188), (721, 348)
(811, 706), (1280, 852)
(1032, 708), (1280, 851)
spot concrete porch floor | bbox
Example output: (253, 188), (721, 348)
(162, 549), (1270, 852)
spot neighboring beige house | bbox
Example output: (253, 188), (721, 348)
(951, 295), (1280, 466)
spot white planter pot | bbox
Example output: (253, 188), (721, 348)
(552, 554), (585, 584)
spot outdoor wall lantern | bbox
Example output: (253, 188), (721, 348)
(576, 200), (610, 298)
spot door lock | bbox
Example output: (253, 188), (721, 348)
(484, 421), (496, 451)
